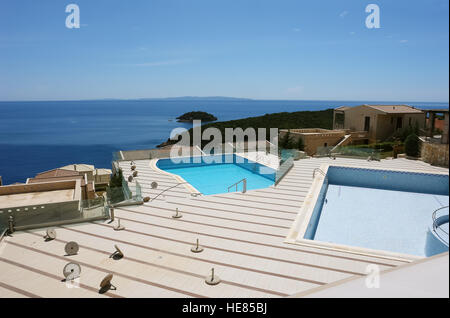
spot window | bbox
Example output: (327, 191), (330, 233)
(364, 116), (371, 132)
(396, 117), (403, 129)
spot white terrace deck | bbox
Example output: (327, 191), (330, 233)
(0, 157), (447, 298)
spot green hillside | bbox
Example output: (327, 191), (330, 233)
(158, 108), (333, 147)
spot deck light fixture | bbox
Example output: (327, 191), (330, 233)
(44, 228), (56, 241)
(109, 244), (124, 260)
(65, 241), (79, 256)
(63, 262), (81, 281)
(205, 268), (221, 285)
(99, 274), (117, 293)
(190, 238), (204, 253)
(172, 208), (182, 219)
(113, 218), (125, 231)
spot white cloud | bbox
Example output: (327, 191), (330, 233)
(286, 85), (305, 96)
(400, 39), (408, 43)
(349, 31), (356, 35)
(130, 59), (191, 67)
(293, 28), (301, 32)
(339, 11), (349, 18)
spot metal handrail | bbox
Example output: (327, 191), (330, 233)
(312, 168), (329, 186)
(312, 168), (327, 179)
(151, 182), (190, 202)
(228, 178), (247, 193)
(432, 206), (449, 242)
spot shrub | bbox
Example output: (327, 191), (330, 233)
(404, 134), (421, 157)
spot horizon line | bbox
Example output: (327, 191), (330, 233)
(0, 96), (448, 104)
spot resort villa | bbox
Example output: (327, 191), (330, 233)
(333, 104), (426, 142)
(0, 164), (112, 233)
(58, 164), (112, 191)
(280, 105), (449, 167)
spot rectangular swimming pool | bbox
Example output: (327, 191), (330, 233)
(302, 166), (449, 258)
(156, 154), (276, 195)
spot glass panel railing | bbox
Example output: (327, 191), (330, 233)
(316, 145), (383, 160)
(273, 148), (296, 185)
(279, 148), (298, 163)
(114, 142), (276, 162)
(0, 217), (7, 240)
(0, 197), (109, 231)
(106, 186), (126, 205)
(106, 174), (143, 205)
(275, 156), (294, 185)
(134, 180), (143, 201)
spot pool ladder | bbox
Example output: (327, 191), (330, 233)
(312, 168), (326, 178)
(228, 178), (247, 193)
(432, 205), (449, 242)
(312, 168), (329, 184)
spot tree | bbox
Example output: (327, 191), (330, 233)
(109, 168), (123, 188)
(404, 133), (421, 157)
(296, 137), (305, 151)
(279, 131), (294, 149)
(108, 168), (125, 204)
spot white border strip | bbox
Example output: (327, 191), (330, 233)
(149, 159), (201, 194)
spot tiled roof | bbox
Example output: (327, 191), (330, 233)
(35, 169), (79, 179)
(28, 175), (85, 186)
(334, 106), (351, 111)
(364, 105), (424, 114)
(60, 164), (95, 172)
(95, 169), (112, 175)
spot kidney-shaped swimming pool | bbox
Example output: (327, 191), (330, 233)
(156, 154), (276, 195)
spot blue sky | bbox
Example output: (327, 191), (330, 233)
(0, 0), (448, 102)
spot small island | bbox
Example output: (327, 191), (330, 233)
(176, 111), (217, 123)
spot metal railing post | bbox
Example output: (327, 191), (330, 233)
(8, 216), (14, 234)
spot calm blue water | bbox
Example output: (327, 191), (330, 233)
(0, 99), (448, 184)
(305, 167), (449, 257)
(156, 154), (275, 195)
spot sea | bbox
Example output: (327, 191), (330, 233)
(0, 99), (448, 184)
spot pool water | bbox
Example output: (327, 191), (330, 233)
(156, 154), (276, 195)
(304, 166), (449, 257)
